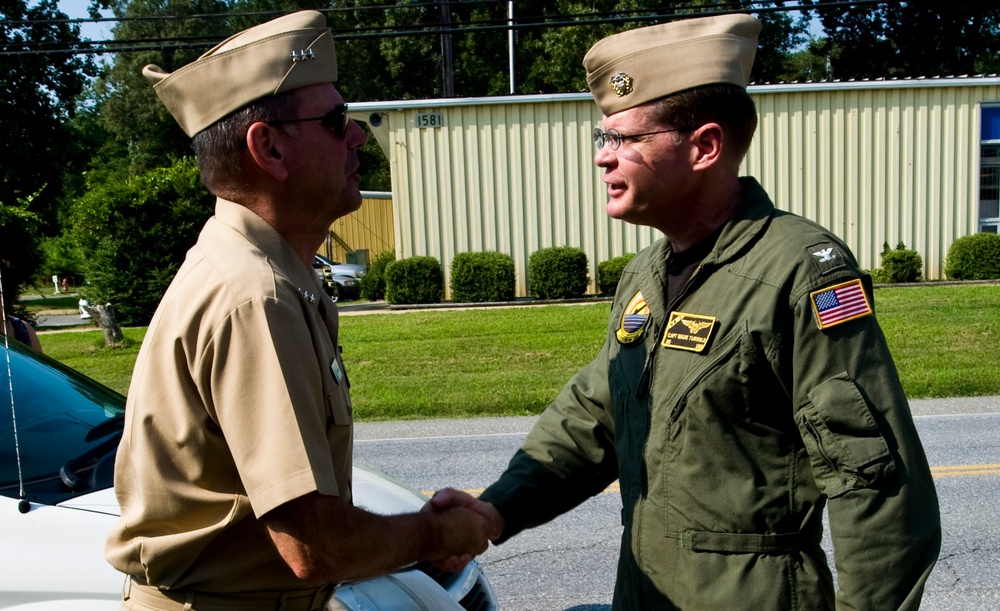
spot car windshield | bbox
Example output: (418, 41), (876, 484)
(1, 341), (125, 503)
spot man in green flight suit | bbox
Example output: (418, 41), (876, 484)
(433, 13), (941, 610)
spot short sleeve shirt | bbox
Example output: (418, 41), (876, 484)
(106, 199), (353, 593)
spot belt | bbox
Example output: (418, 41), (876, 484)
(123, 578), (337, 611)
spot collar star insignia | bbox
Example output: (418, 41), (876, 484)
(297, 287), (317, 303)
(291, 49), (317, 62)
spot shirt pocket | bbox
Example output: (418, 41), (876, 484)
(796, 372), (896, 498)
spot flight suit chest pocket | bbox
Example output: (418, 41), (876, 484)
(610, 336), (654, 400)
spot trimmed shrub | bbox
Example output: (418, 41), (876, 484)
(598, 253), (636, 296)
(450, 251), (515, 303)
(528, 246), (589, 299)
(871, 241), (922, 284)
(384, 256), (443, 305)
(360, 249), (396, 301)
(945, 233), (1000, 280)
(67, 157), (213, 325)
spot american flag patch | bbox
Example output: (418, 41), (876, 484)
(810, 279), (872, 329)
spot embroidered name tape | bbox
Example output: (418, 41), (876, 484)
(810, 278), (872, 329)
(661, 311), (717, 352)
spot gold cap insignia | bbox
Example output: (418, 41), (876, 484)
(661, 311), (717, 352)
(616, 291), (650, 344)
(609, 72), (633, 97)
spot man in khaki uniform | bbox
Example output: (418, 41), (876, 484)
(106, 11), (489, 610)
(435, 14), (941, 610)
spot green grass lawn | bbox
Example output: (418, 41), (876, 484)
(874, 284), (999, 398)
(36, 284), (999, 420)
(21, 294), (82, 316)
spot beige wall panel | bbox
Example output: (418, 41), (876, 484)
(366, 81), (1000, 299)
(387, 100), (659, 297)
(321, 194), (394, 264)
(747, 84), (999, 279)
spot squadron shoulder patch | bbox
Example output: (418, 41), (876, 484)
(616, 291), (650, 344)
(661, 311), (717, 352)
(810, 278), (872, 330)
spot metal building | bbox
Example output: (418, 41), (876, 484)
(321, 191), (394, 266)
(347, 77), (1000, 297)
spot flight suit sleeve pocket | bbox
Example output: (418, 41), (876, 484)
(796, 373), (896, 499)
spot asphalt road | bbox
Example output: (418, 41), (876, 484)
(355, 397), (1000, 611)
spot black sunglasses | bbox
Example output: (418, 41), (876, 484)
(270, 103), (350, 138)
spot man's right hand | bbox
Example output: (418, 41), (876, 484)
(421, 499), (493, 573)
(423, 488), (505, 572)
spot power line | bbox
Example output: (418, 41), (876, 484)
(0, 0), (907, 57)
(3, 0), (506, 28)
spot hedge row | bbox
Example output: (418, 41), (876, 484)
(369, 246), (638, 305)
(372, 232), (999, 304)
(869, 235), (1000, 283)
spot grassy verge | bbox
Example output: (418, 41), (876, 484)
(20, 294), (82, 316)
(39, 328), (146, 395)
(874, 284), (999, 398)
(36, 284), (999, 420)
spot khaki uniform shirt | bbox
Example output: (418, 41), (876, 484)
(481, 178), (941, 610)
(106, 199), (353, 593)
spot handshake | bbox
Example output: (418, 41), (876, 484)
(420, 488), (506, 573)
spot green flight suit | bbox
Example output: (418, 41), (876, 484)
(480, 178), (941, 610)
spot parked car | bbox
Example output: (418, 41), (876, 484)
(0, 340), (497, 611)
(313, 255), (366, 302)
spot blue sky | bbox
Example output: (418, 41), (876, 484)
(57, 0), (113, 41)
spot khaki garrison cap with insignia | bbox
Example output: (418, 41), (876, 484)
(142, 10), (338, 137)
(583, 14), (761, 116)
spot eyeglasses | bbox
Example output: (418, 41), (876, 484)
(270, 103), (350, 138)
(593, 127), (681, 150)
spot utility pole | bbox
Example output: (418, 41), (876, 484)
(440, 0), (455, 97)
(508, 0), (515, 94)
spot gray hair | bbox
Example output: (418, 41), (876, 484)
(192, 90), (301, 197)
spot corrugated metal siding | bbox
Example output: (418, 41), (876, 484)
(389, 102), (658, 297)
(370, 82), (1000, 297)
(746, 85), (998, 279)
(321, 193), (394, 264)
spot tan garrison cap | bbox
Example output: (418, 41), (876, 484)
(143, 11), (338, 137)
(583, 14), (761, 116)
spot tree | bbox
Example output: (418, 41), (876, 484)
(0, 197), (44, 290)
(91, 0), (229, 175)
(1, 0), (95, 227)
(751, 6), (809, 83)
(68, 157), (214, 325)
(506, 1), (810, 94)
(805, 0), (1000, 79)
